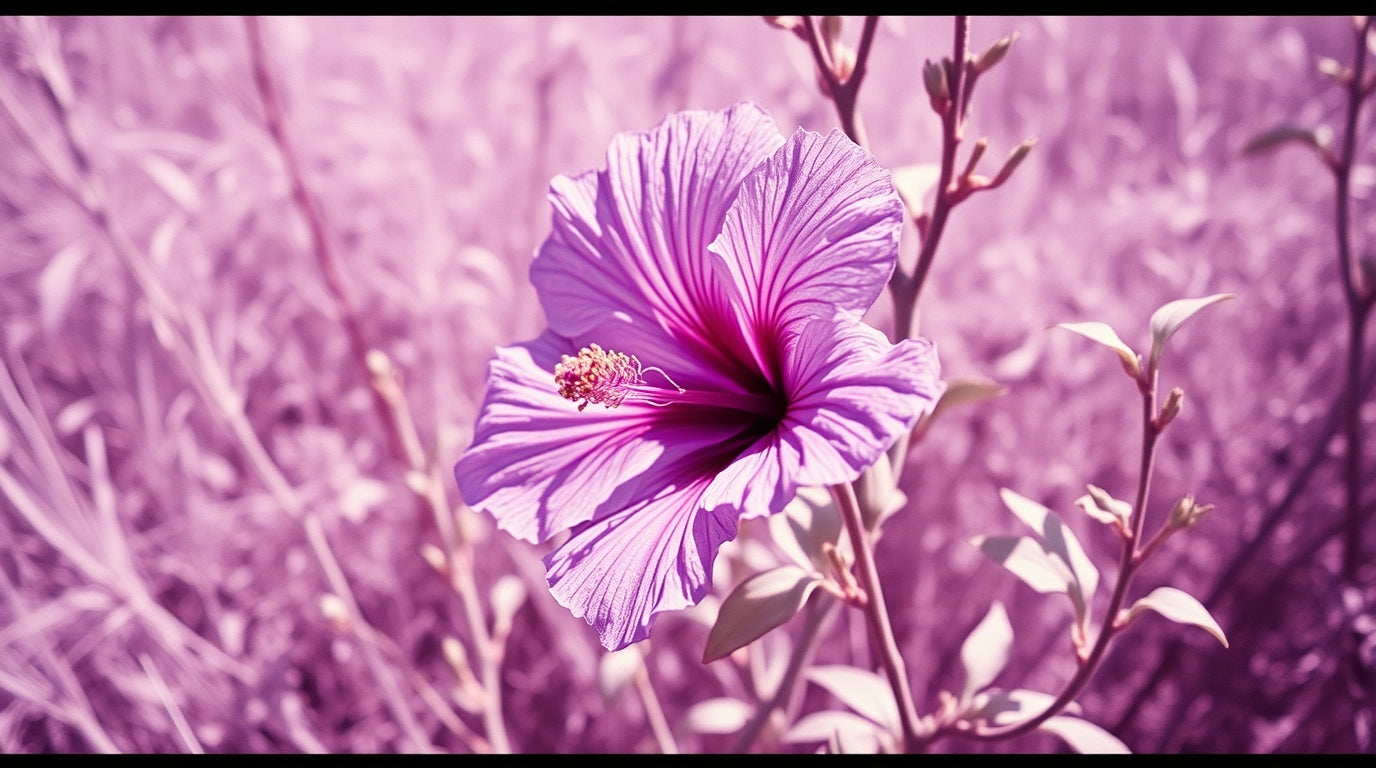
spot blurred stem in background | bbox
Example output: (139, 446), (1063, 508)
(1118, 16), (1376, 750)
(244, 17), (512, 753)
(1330, 16), (1375, 586)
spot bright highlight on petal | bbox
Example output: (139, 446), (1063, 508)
(455, 102), (943, 651)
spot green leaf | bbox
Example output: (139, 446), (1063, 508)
(959, 601), (1013, 704)
(1148, 293), (1235, 369)
(702, 566), (821, 663)
(807, 665), (899, 734)
(971, 535), (1075, 595)
(1040, 716), (1131, 754)
(1053, 321), (1141, 379)
(1126, 586), (1229, 648)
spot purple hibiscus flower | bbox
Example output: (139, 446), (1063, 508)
(455, 102), (942, 651)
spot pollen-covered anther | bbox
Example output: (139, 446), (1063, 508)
(554, 343), (647, 411)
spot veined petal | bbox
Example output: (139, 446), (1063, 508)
(780, 317), (943, 487)
(709, 129), (904, 355)
(531, 102), (785, 391)
(546, 479), (739, 651)
(700, 431), (792, 522)
(454, 331), (749, 543)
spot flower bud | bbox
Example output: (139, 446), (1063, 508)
(320, 594), (352, 634)
(821, 15), (843, 46)
(1359, 253), (1376, 300)
(1168, 494), (1214, 531)
(975, 32), (1018, 75)
(991, 139), (1036, 187)
(1158, 387), (1185, 428)
(762, 16), (802, 33)
(923, 59), (950, 109)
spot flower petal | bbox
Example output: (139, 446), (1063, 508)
(780, 317), (943, 487)
(545, 478), (739, 651)
(531, 102), (785, 391)
(709, 129), (904, 349)
(454, 331), (750, 543)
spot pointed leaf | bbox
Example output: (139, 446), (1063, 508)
(773, 486), (841, 573)
(1241, 124), (1323, 156)
(917, 375), (1006, 438)
(1075, 484), (1131, 529)
(785, 710), (884, 752)
(1148, 293), (1235, 368)
(703, 566), (821, 663)
(807, 665), (899, 734)
(967, 688), (1068, 726)
(971, 535), (1074, 595)
(998, 489), (1099, 604)
(959, 601), (1013, 703)
(1041, 716), (1131, 754)
(1053, 322), (1141, 378)
(1126, 586), (1229, 648)
(683, 697), (754, 735)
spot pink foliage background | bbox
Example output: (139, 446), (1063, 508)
(1, 15), (1374, 753)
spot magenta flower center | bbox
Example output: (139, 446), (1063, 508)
(554, 342), (784, 416)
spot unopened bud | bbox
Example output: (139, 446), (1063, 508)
(1358, 254), (1376, 299)
(821, 15), (843, 46)
(1317, 56), (1351, 84)
(320, 594), (352, 634)
(365, 349), (391, 378)
(923, 59), (950, 108)
(1158, 387), (1185, 427)
(963, 138), (989, 180)
(1078, 483), (1132, 533)
(1168, 494), (1214, 531)
(420, 542), (448, 573)
(762, 16), (803, 34)
(442, 636), (469, 674)
(975, 32), (1018, 75)
(991, 139), (1036, 186)
(832, 44), (856, 84)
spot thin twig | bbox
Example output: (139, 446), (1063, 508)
(892, 15), (970, 342)
(731, 593), (841, 753)
(831, 481), (925, 751)
(633, 661), (679, 754)
(1333, 16), (1375, 583)
(915, 354), (1168, 749)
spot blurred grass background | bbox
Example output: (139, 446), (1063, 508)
(0, 16), (1372, 753)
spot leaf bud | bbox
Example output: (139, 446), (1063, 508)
(1158, 387), (1185, 428)
(975, 32), (1018, 75)
(1168, 494), (1214, 531)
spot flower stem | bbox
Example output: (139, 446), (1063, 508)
(892, 15), (971, 342)
(1335, 16), (1375, 583)
(802, 16), (880, 149)
(914, 363), (1166, 749)
(830, 481), (924, 751)
(731, 593), (840, 753)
